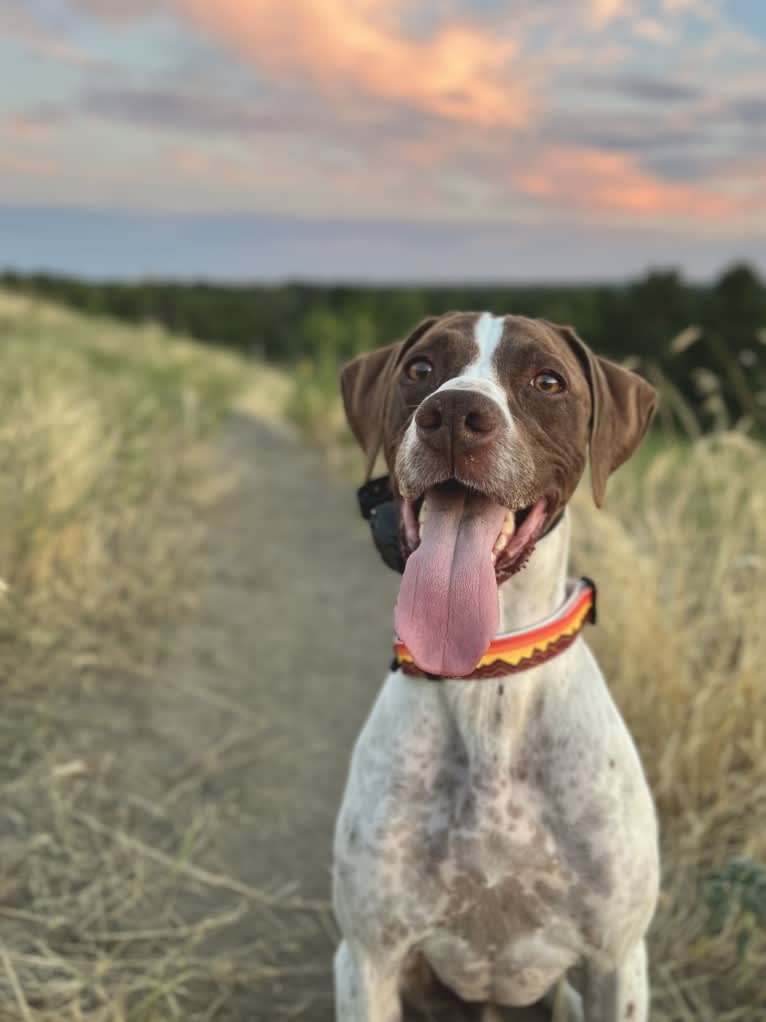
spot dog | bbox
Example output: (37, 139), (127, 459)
(333, 312), (659, 1022)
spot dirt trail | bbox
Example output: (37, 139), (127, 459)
(140, 414), (399, 1018)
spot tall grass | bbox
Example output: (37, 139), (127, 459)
(0, 293), (325, 1022)
(570, 435), (766, 1018)
(0, 290), (251, 652)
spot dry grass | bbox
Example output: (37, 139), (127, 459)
(0, 289), (249, 634)
(0, 292), (329, 1021)
(0, 762), (331, 1022)
(570, 433), (766, 1020)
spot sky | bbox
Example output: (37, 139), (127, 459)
(1, 0), (765, 281)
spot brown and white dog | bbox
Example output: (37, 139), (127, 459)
(333, 313), (659, 1022)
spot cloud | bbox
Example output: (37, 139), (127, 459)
(8, 0), (765, 239)
(1, 114), (58, 141)
(63, 0), (162, 24)
(171, 147), (257, 187)
(91, 0), (533, 128)
(588, 0), (631, 27)
(730, 94), (766, 126)
(578, 71), (703, 103)
(632, 17), (675, 44)
(0, 6), (104, 67)
(82, 86), (302, 136)
(512, 145), (740, 219)
(0, 153), (55, 177)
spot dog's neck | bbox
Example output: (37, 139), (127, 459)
(497, 509), (571, 633)
(438, 510), (573, 765)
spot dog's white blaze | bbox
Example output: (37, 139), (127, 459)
(432, 312), (511, 423)
(470, 312), (505, 379)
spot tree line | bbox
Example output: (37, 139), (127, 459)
(2, 263), (765, 432)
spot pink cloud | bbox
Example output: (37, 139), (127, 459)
(589, 0), (632, 27)
(0, 153), (55, 177)
(163, 0), (531, 128)
(0, 9), (101, 67)
(513, 146), (741, 220)
(30, 0), (766, 232)
(172, 148), (256, 187)
(2, 115), (57, 142)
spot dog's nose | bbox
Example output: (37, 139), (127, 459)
(415, 390), (504, 466)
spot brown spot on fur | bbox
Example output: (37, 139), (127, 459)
(534, 878), (566, 909)
(626, 1002), (635, 1018)
(446, 869), (542, 951)
(381, 917), (408, 949)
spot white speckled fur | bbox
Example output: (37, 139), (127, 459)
(334, 315), (659, 1021)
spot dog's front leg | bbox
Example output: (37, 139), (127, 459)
(582, 940), (648, 1022)
(335, 940), (402, 1022)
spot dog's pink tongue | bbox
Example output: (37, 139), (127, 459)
(395, 487), (507, 677)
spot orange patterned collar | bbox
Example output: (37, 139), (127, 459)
(393, 577), (597, 681)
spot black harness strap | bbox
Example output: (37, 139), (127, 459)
(357, 476), (407, 574)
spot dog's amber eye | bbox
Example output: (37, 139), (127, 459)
(406, 359), (433, 383)
(531, 371), (565, 395)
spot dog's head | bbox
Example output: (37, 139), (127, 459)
(342, 312), (656, 677)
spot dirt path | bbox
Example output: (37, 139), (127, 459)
(139, 413), (399, 1018)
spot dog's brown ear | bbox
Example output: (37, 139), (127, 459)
(341, 316), (440, 479)
(560, 326), (657, 507)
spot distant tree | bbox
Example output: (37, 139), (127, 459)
(699, 263), (766, 429)
(706, 263), (766, 343)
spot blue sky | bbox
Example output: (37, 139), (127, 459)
(1, 0), (765, 280)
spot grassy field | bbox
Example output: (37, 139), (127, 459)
(1, 290), (764, 1020)
(570, 435), (766, 1019)
(0, 292), (297, 1022)
(0, 289), (283, 641)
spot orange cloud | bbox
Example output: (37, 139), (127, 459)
(2, 115), (56, 142)
(589, 0), (630, 27)
(0, 153), (55, 177)
(170, 0), (530, 127)
(513, 146), (740, 219)
(173, 148), (253, 186)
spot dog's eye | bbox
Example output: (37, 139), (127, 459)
(405, 359), (434, 383)
(531, 371), (566, 395)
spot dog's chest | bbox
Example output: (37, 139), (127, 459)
(392, 753), (585, 925)
(333, 667), (656, 1005)
(339, 731), (607, 997)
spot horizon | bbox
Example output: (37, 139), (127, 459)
(2, 204), (764, 285)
